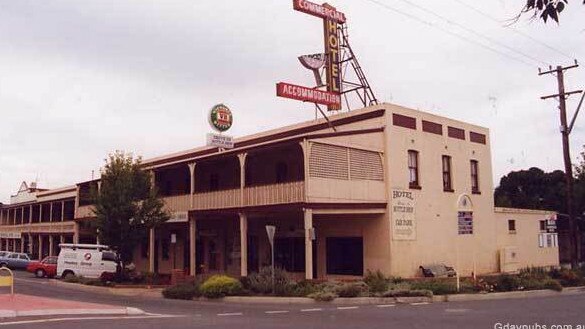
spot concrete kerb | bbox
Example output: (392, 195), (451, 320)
(0, 307), (145, 319)
(47, 279), (164, 298)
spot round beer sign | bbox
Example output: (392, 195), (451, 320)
(209, 104), (233, 132)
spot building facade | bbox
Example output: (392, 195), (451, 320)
(0, 103), (559, 278)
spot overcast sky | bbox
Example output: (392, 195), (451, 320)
(0, 0), (584, 203)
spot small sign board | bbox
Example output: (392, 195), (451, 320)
(0, 232), (21, 239)
(458, 211), (474, 235)
(206, 133), (234, 149)
(168, 211), (188, 223)
(266, 225), (276, 246)
(209, 104), (233, 132)
(171, 233), (177, 244)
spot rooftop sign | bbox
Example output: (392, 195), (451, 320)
(208, 104), (233, 132)
(277, 82), (341, 107)
(293, 0), (346, 23)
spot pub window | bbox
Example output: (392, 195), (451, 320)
(470, 160), (480, 194)
(508, 219), (516, 233)
(408, 150), (420, 189)
(442, 155), (453, 192)
(141, 238), (148, 259)
(275, 237), (305, 272)
(539, 220), (547, 232)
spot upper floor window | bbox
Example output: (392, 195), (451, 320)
(408, 150), (420, 189)
(209, 173), (219, 191)
(442, 155), (453, 192)
(275, 162), (288, 183)
(470, 160), (480, 194)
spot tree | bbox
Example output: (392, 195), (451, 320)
(494, 167), (567, 212)
(93, 151), (169, 267)
(575, 146), (585, 216)
(518, 0), (583, 23)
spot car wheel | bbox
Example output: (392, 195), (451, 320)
(35, 269), (46, 278)
(62, 271), (75, 280)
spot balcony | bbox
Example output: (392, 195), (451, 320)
(76, 205), (94, 219)
(245, 181), (304, 207)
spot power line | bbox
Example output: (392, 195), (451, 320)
(362, 0), (539, 68)
(391, 0), (551, 67)
(451, 0), (576, 61)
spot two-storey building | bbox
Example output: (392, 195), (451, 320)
(0, 103), (559, 279)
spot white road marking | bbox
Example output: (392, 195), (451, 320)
(410, 302), (430, 306)
(217, 312), (243, 317)
(445, 308), (470, 313)
(336, 306), (359, 310)
(265, 310), (289, 314)
(13, 277), (48, 285)
(0, 314), (180, 326)
(300, 308), (323, 312)
(376, 304), (396, 308)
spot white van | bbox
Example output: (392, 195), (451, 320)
(56, 244), (118, 279)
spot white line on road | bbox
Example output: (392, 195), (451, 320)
(376, 304), (396, 308)
(0, 314), (181, 326)
(217, 312), (243, 316)
(300, 308), (323, 312)
(410, 302), (430, 306)
(265, 310), (290, 314)
(336, 306), (359, 310)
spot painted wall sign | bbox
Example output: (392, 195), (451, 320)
(209, 104), (233, 132)
(323, 3), (342, 111)
(276, 82), (341, 107)
(206, 133), (234, 149)
(392, 189), (416, 240)
(293, 0), (346, 23)
(458, 211), (474, 235)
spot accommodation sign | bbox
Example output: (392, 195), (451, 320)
(392, 189), (416, 240)
(276, 82), (341, 107)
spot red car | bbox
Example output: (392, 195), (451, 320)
(26, 256), (58, 278)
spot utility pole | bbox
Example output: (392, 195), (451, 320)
(539, 61), (583, 269)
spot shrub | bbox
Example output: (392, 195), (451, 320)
(336, 282), (368, 297)
(200, 275), (242, 299)
(382, 289), (432, 298)
(519, 267), (549, 280)
(290, 280), (320, 297)
(543, 279), (563, 292)
(487, 274), (522, 292)
(244, 267), (294, 296)
(549, 268), (585, 287)
(162, 282), (200, 300)
(410, 279), (457, 295)
(364, 270), (389, 293)
(308, 291), (337, 302)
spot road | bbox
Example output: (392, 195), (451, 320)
(2, 270), (585, 328)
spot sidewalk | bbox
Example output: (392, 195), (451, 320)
(0, 294), (144, 318)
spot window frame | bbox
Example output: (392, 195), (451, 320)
(470, 160), (480, 194)
(442, 155), (454, 192)
(508, 219), (516, 234)
(408, 150), (421, 189)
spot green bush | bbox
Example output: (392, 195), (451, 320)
(162, 282), (200, 300)
(549, 268), (585, 287)
(308, 291), (337, 302)
(519, 267), (549, 280)
(244, 267), (294, 296)
(364, 270), (389, 293)
(200, 275), (242, 299)
(410, 279), (457, 295)
(487, 274), (522, 292)
(543, 279), (563, 292)
(336, 282), (368, 297)
(290, 280), (320, 297)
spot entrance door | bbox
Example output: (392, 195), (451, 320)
(196, 240), (204, 274)
(247, 236), (259, 273)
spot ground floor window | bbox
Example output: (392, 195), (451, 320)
(326, 237), (363, 276)
(275, 237), (304, 272)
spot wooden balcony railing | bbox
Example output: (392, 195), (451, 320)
(163, 194), (190, 212)
(244, 181), (305, 207)
(76, 205), (95, 219)
(193, 188), (240, 210)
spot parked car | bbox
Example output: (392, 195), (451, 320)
(0, 252), (32, 270)
(56, 243), (118, 279)
(0, 251), (9, 259)
(26, 256), (58, 278)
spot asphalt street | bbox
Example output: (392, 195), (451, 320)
(2, 270), (585, 329)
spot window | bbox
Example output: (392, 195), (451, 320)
(141, 238), (148, 259)
(458, 211), (473, 235)
(326, 237), (364, 276)
(162, 240), (170, 260)
(101, 251), (118, 262)
(539, 220), (547, 232)
(508, 219), (516, 233)
(470, 160), (480, 194)
(408, 150), (420, 189)
(209, 173), (219, 191)
(442, 155), (453, 192)
(275, 237), (304, 272)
